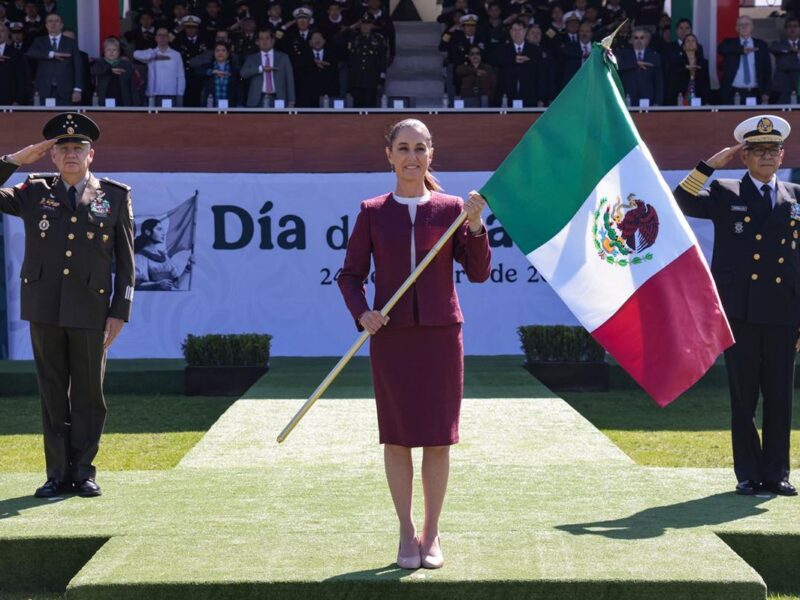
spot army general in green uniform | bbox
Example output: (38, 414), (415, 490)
(0, 113), (134, 498)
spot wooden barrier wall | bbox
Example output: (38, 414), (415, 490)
(1, 109), (799, 173)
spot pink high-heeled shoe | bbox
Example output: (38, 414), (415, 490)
(396, 536), (421, 569)
(420, 536), (444, 569)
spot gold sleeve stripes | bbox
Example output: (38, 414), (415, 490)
(679, 168), (710, 197)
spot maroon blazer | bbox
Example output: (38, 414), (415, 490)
(338, 191), (491, 330)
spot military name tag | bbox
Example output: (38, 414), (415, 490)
(730, 205), (748, 212)
(734, 222), (744, 234)
(39, 220), (50, 231)
(38, 198), (60, 210)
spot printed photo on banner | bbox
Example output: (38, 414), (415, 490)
(134, 191), (198, 292)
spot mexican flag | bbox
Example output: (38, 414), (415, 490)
(75, 0), (123, 59)
(480, 40), (733, 406)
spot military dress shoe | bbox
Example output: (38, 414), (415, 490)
(735, 480), (760, 495)
(763, 480), (798, 496)
(75, 478), (102, 497)
(34, 479), (73, 498)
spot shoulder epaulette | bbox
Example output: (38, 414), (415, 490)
(100, 177), (131, 192)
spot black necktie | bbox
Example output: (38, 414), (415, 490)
(68, 186), (77, 211)
(761, 184), (772, 214)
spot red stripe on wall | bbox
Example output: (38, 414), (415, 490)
(100, 0), (120, 44)
(591, 246), (734, 407)
(717, 0), (739, 45)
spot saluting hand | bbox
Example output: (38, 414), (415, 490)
(104, 317), (125, 350)
(465, 190), (486, 233)
(359, 310), (389, 335)
(7, 139), (56, 166)
(705, 143), (744, 170)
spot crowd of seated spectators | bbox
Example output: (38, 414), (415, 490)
(2, 0), (800, 109)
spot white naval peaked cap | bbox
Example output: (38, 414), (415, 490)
(733, 115), (791, 145)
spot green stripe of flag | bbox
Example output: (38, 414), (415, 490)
(479, 48), (639, 255)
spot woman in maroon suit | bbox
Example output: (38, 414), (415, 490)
(338, 119), (491, 570)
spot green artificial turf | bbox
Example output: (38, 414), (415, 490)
(561, 389), (800, 468)
(2, 357), (800, 599)
(0, 394), (234, 472)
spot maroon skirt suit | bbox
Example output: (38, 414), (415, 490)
(338, 192), (492, 447)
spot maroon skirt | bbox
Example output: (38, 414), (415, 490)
(369, 323), (463, 447)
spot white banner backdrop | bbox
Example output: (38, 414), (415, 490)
(3, 169), (779, 359)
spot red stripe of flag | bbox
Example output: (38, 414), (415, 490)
(100, 0), (120, 45)
(591, 246), (734, 406)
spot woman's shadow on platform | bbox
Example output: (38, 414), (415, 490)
(556, 492), (774, 539)
(325, 564), (423, 582)
(0, 494), (70, 520)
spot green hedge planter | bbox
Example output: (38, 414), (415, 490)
(182, 333), (272, 397)
(518, 325), (609, 392)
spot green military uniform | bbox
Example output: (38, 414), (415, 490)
(347, 26), (386, 108)
(0, 113), (134, 493)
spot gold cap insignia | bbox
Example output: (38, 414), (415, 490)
(757, 118), (773, 134)
(67, 127), (75, 134)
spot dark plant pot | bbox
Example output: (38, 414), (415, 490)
(184, 365), (269, 396)
(523, 360), (609, 392)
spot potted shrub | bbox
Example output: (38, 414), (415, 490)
(183, 333), (272, 396)
(518, 325), (608, 392)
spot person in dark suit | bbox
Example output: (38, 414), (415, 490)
(0, 22), (28, 105)
(674, 115), (799, 497)
(770, 17), (800, 104)
(718, 15), (771, 105)
(124, 9), (157, 52)
(241, 26), (295, 107)
(665, 33), (709, 105)
(338, 119), (491, 571)
(662, 18), (705, 105)
(9, 22), (30, 54)
(26, 12), (83, 105)
(0, 113), (135, 498)
(525, 23), (556, 102)
(91, 37), (137, 106)
(556, 14), (584, 89)
(199, 0), (230, 47)
(496, 19), (546, 107)
(21, 1), (44, 39)
(298, 30), (339, 106)
(616, 27), (663, 105)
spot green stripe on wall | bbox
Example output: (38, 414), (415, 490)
(671, 0), (693, 37)
(479, 50), (639, 255)
(59, 0), (78, 33)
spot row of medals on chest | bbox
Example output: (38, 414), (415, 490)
(38, 212), (109, 243)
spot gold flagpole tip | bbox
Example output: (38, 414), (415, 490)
(601, 18), (629, 51)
